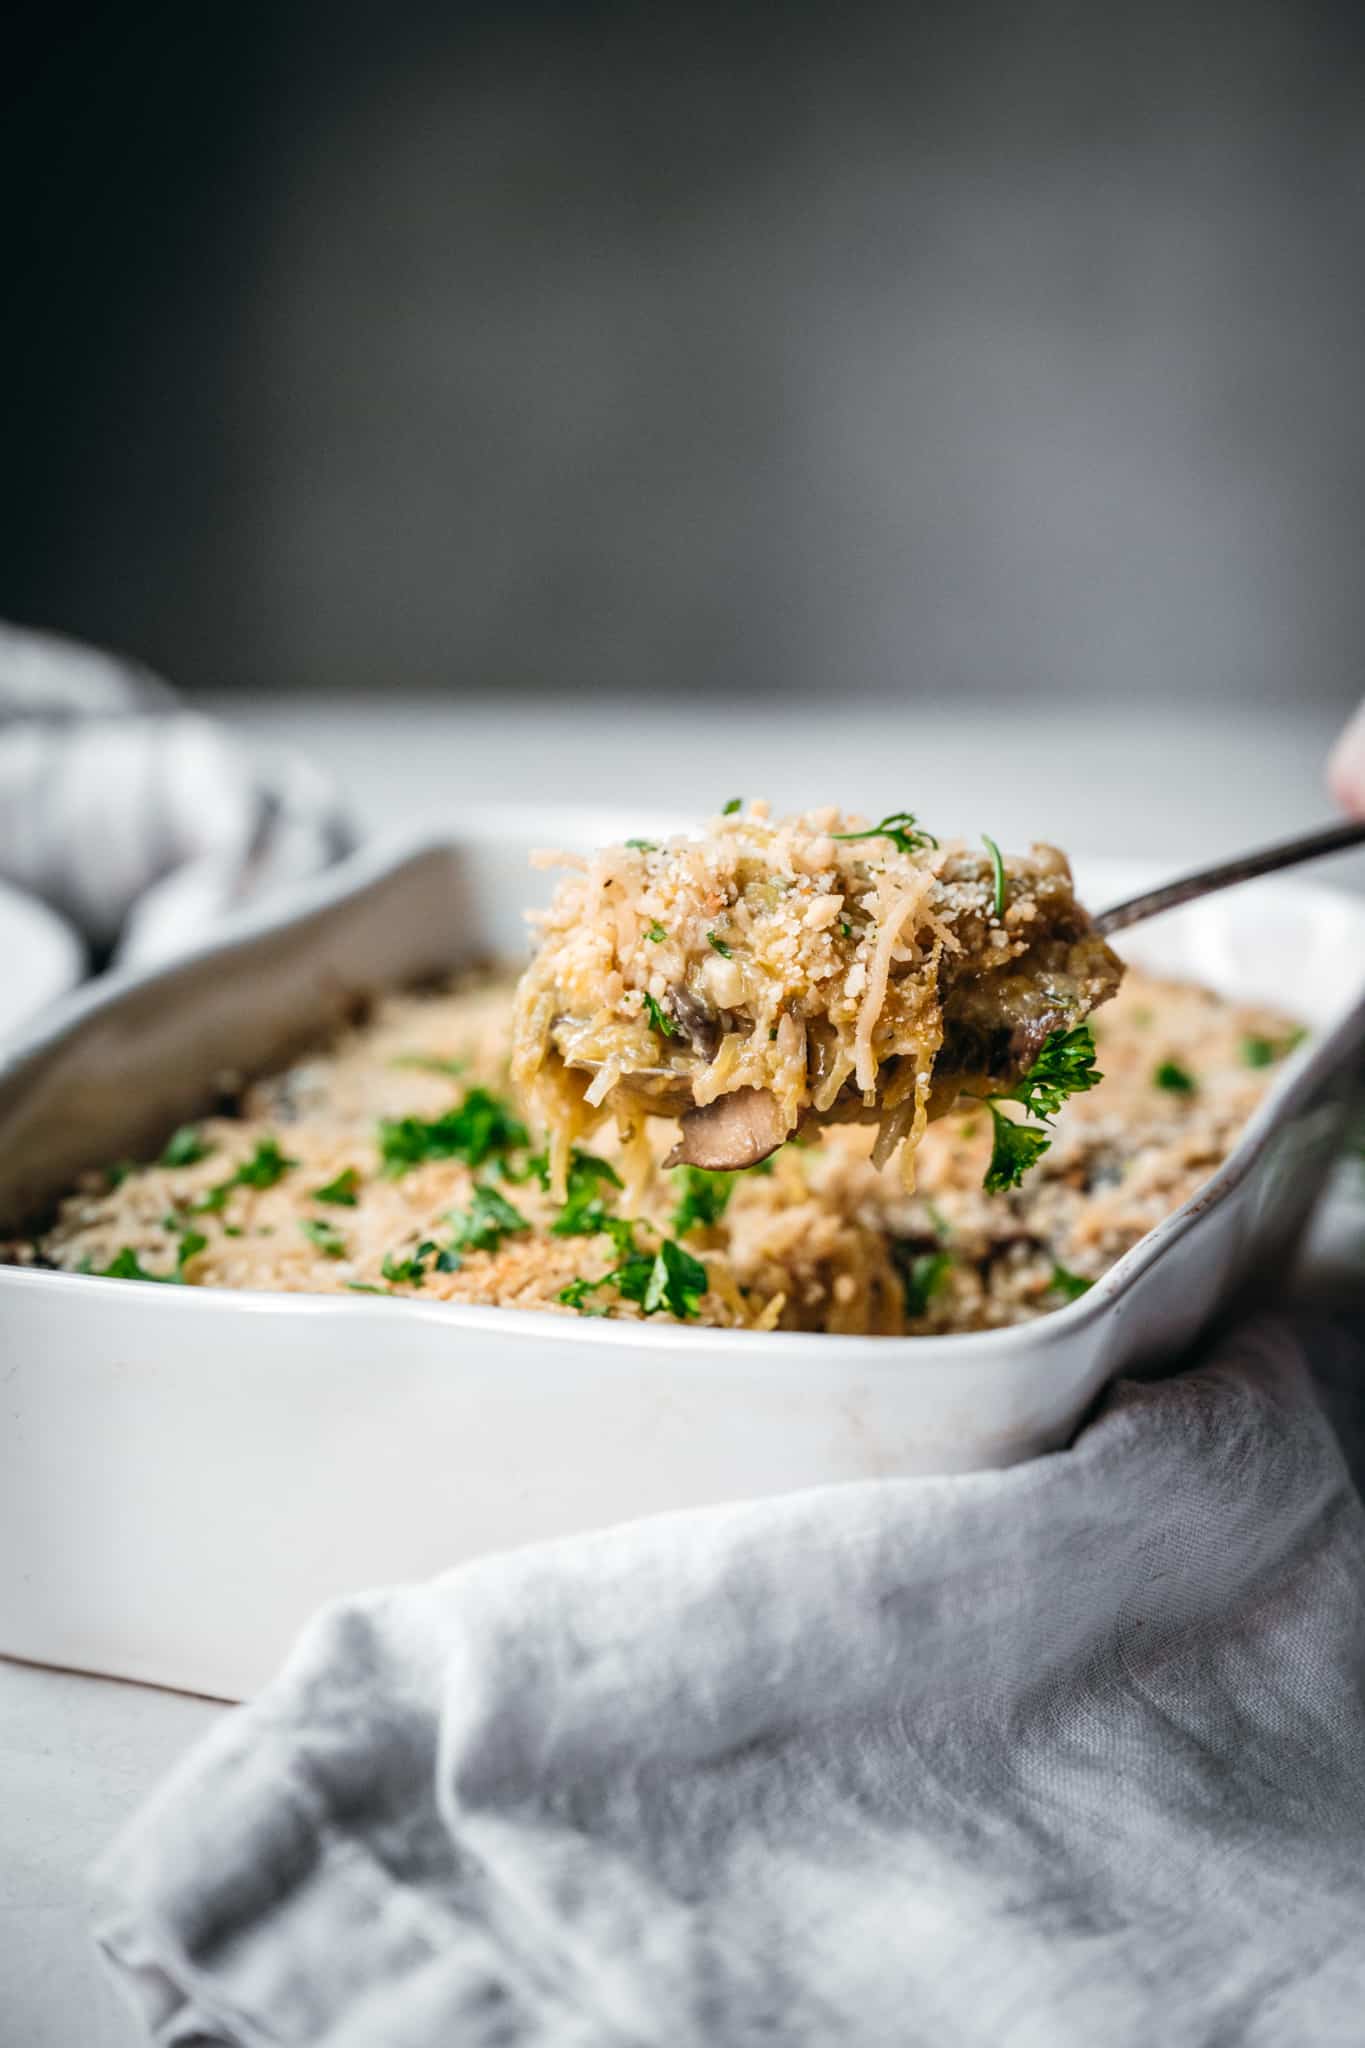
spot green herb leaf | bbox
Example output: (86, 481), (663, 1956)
(1049, 1261), (1094, 1302)
(300, 1216), (347, 1259)
(832, 809), (939, 857)
(625, 837), (658, 851)
(981, 833), (1006, 920)
(722, 798), (743, 815)
(672, 1165), (735, 1236)
(382, 1239), (439, 1286)
(160, 1124), (213, 1169)
(642, 992), (676, 1038)
(95, 1226), (206, 1285)
(104, 1161), (137, 1190)
(1154, 1060), (1197, 1095)
(445, 1183), (529, 1255)
(1240, 1036), (1275, 1068)
(1001, 1025), (1102, 1123)
(346, 1281), (389, 1294)
(646, 923), (668, 943)
(895, 1246), (953, 1318)
(390, 1052), (466, 1077)
(983, 1106), (1053, 1194)
(706, 931), (732, 958)
(313, 1167), (360, 1206)
(839, 920), (851, 937)
(378, 1089), (528, 1176)
(549, 1151), (624, 1238)
(643, 1238), (709, 1318)
(193, 1137), (297, 1213)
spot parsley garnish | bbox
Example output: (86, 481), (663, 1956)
(545, 1150), (623, 1237)
(706, 931), (732, 958)
(96, 1228), (207, 1284)
(642, 992), (676, 1038)
(313, 1167), (360, 1206)
(378, 1089), (528, 1176)
(193, 1138), (297, 1213)
(1154, 1060), (1196, 1095)
(558, 1230), (708, 1321)
(625, 837), (658, 851)
(1049, 1262), (1094, 1302)
(382, 1240), (439, 1286)
(105, 1161), (137, 1190)
(672, 1166), (735, 1236)
(894, 1245), (953, 1318)
(983, 1112), (1053, 1194)
(160, 1125), (213, 1169)
(977, 1025), (1102, 1194)
(300, 1216), (347, 1259)
(445, 1183), (529, 1256)
(839, 920), (851, 937)
(391, 1052), (466, 1077)
(832, 809), (938, 857)
(981, 834), (1006, 919)
(722, 798), (743, 815)
(346, 1281), (389, 1294)
(646, 923), (668, 943)
(1241, 1030), (1303, 1069)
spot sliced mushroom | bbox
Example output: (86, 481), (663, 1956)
(667, 1086), (789, 1170)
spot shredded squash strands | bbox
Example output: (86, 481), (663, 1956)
(512, 803), (1124, 1193)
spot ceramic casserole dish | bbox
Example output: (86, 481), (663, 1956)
(2, 809), (1362, 1700)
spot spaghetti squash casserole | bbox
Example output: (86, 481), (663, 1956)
(512, 803), (1124, 1187)
(8, 968), (1305, 1335)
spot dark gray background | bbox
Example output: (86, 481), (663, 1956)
(3, 0), (1362, 712)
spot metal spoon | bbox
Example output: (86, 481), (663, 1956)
(1092, 818), (1365, 936)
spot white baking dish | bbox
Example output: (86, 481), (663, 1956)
(2, 812), (1362, 1701)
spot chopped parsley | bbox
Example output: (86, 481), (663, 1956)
(839, 921), (851, 938)
(706, 931), (733, 958)
(978, 1025), (1103, 1194)
(642, 992), (676, 1038)
(646, 923), (668, 943)
(983, 1111), (1053, 1195)
(378, 1089), (528, 1175)
(672, 1165), (735, 1236)
(390, 1052), (466, 1077)
(312, 1167), (360, 1206)
(445, 1183), (529, 1256)
(559, 1229), (709, 1321)
(104, 1160), (137, 1190)
(925, 1199), (953, 1242)
(544, 1150), (623, 1237)
(193, 1137), (297, 1213)
(832, 809), (939, 857)
(345, 1281), (388, 1294)
(1240, 1029), (1304, 1068)
(382, 1240), (439, 1286)
(160, 1125), (213, 1169)
(722, 797), (743, 815)
(1049, 1262), (1094, 1302)
(300, 1216), (347, 1259)
(981, 833), (1006, 920)
(895, 1246), (953, 1318)
(95, 1227), (207, 1285)
(625, 837), (658, 851)
(1154, 1060), (1196, 1095)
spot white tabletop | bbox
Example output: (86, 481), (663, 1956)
(3, 692), (1360, 2042)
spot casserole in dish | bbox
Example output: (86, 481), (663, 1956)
(2, 812), (1362, 1698)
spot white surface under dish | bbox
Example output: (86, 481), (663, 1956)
(0, 815), (1362, 1701)
(0, 877), (83, 1044)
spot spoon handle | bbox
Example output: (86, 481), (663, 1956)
(1093, 820), (1365, 936)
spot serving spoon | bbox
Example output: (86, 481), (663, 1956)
(1090, 818), (1365, 936)
(570, 819), (1365, 1170)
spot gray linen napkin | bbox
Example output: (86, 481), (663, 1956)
(93, 1311), (1365, 2047)
(0, 620), (354, 968)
